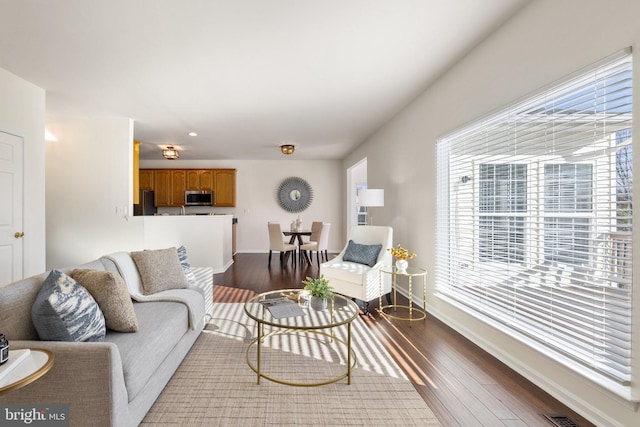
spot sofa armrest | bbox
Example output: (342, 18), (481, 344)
(0, 340), (129, 427)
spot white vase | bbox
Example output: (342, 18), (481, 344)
(395, 259), (408, 273)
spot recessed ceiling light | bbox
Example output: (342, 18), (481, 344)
(188, 132), (198, 137)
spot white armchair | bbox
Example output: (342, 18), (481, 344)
(320, 225), (393, 313)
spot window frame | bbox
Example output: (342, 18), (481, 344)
(435, 50), (633, 393)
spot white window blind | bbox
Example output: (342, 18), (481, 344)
(435, 51), (633, 384)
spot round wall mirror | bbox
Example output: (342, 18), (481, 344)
(278, 177), (313, 212)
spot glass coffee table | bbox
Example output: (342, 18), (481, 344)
(244, 289), (359, 386)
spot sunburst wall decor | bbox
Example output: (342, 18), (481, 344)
(277, 177), (313, 213)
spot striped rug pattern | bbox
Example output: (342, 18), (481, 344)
(141, 287), (440, 426)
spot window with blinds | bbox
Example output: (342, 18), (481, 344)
(435, 50), (633, 384)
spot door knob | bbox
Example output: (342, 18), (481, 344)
(14, 232), (24, 238)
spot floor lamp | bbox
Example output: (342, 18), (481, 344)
(358, 189), (384, 225)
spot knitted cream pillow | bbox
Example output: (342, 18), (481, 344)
(130, 247), (188, 295)
(71, 269), (139, 332)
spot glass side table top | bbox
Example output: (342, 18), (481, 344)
(244, 289), (359, 329)
(380, 266), (428, 276)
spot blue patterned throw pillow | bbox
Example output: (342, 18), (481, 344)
(31, 270), (106, 342)
(177, 245), (197, 287)
(343, 240), (382, 267)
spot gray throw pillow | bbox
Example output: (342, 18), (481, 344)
(130, 247), (189, 295)
(71, 269), (139, 332)
(343, 240), (382, 267)
(31, 269), (106, 342)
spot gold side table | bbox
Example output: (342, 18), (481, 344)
(379, 266), (428, 323)
(0, 349), (54, 396)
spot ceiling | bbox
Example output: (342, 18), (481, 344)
(0, 0), (529, 160)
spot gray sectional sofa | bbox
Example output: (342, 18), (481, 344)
(0, 250), (213, 427)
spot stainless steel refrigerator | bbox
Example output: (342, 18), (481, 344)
(133, 190), (157, 216)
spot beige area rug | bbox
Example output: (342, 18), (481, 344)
(141, 303), (441, 426)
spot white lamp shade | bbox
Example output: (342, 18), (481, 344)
(358, 189), (384, 207)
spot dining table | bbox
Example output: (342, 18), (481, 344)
(283, 230), (312, 265)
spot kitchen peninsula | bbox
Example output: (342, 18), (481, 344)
(141, 214), (234, 273)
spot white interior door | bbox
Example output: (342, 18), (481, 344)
(0, 131), (24, 285)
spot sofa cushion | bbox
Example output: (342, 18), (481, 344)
(31, 270), (106, 342)
(177, 245), (197, 287)
(130, 247), (188, 295)
(71, 269), (139, 332)
(106, 300), (189, 401)
(343, 240), (382, 267)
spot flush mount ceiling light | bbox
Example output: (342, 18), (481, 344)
(162, 146), (180, 160)
(280, 144), (295, 155)
(188, 132), (198, 137)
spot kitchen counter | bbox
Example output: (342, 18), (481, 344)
(142, 214), (233, 272)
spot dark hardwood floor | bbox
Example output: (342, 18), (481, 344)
(213, 253), (594, 427)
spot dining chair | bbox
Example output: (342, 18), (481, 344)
(299, 222), (330, 267)
(267, 222), (297, 267)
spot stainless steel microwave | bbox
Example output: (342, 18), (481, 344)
(185, 190), (213, 206)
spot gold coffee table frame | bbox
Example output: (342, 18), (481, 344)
(379, 266), (428, 322)
(244, 289), (359, 387)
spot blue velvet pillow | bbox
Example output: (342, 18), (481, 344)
(31, 269), (106, 342)
(343, 240), (382, 267)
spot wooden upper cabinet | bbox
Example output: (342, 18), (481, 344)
(153, 170), (171, 206)
(170, 170), (187, 206)
(142, 168), (236, 207)
(200, 170), (214, 191)
(214, 169), (236, 207)
(186, 170), (214, 191)
(186, 170), (200, 190)
(139, 169), (154, 191)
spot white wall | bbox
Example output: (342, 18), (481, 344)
(46, 117), (144, 268)
(344, 0), (640, 425)
(0, 67), (46, 277)
(141, 159), (343, 253)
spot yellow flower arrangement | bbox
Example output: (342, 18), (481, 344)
(387, 244), (416, 261)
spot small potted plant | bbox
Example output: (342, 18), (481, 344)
(302, 275), (333, 311)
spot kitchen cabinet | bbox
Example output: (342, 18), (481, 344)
(214, 169), (236, 207)
(139, 169), (154, 191)
(152, 170), (186, 207)
(186, 170), (214, 191)
(141, 168), (236, 207)
(171, 170), (187, 206)
(153, 170), (171, 206)
(200, 170), (214, 191)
